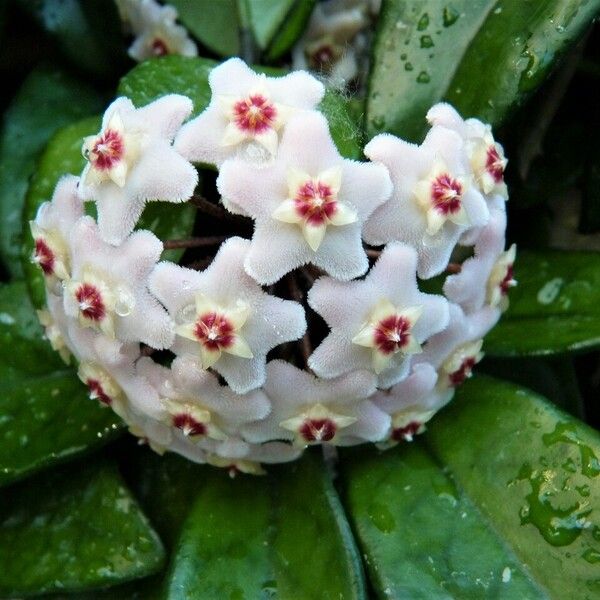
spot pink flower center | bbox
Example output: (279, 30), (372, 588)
(449, 357), (477, 387)
(310, 44), (336, 70)
(194, 312), (235, 351)
(373, 315), (411, 355)
(299, 418), (337, 442)
(75, 283), (106, 322)
(34, 238), (55, 275)
(233, 94), (277, 135)
(294, 180), (337, 225)
(86, 379), (112, 406)
(391, 421), (421, 442)
(486, 146), (505, 183)
(172, 413), (207, 437)
(431, 173), (463, 215)
(500, 264), (514, 296)
(151, 38), (169, 56)
(89, 129), (124, 171)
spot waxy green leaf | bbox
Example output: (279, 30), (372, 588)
(0, 65), (102, 277)
(367, 0), (600, 141)
(118, 56), (362, 159)
(264, 0), (317, 61)
(485, 250), (600, 356)
(0, 462), (165, 597)
(169, 0), (241, 57)
(0, 282), (122, 487)
(341, 376), (600, 599)
(166, 452), (367, 599)
(21, 115), (197, 309)
(247, 0), (298, 50)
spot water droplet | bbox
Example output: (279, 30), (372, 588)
(443, 5), (460, 27)
(420, 35), (434, 48)
(181, 279), (192, 290)
(400, 53), (407, 60)
(368, 502), (396, 533)
(372, 116), (386, 130)
(114, 287), (135, 317)
(417, 13), (429, 31)
(583, 549), (600, 564)
(404, 62), (414, 71)
(416, 71), (431, 84)
(177, 303), (197, 324)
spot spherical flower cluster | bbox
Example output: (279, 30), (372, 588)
(31, 58), (515, 475)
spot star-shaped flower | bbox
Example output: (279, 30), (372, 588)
(444, 206), (517, 313)
(363, 126), (490, 278)
(62, 217), (174, 349)
(29, 176), (83, 289)
(217, 111), (392, 284)
(136, 354), (270, 459)
(292, 2), (368, 89)
(241, 360), (388, 446)
(308, 242), (449, 388)
(78, 95), (198, 244)
(371, 362), (439, 444)
(117, 0), (198, 62)
(174, 57), (325, 166)
(427, 103), (508, 200)
(148, 237), (306, 393)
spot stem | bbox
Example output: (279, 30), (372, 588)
(446, 262), (462, 274)
(366, 248), (381, 259)
(186, 258), (213, 270)
(163, 236), (226, 250)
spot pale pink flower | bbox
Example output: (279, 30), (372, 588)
(78, 95), (198, 244)
(363, 126), (490, 278)
(149, 237), (306, 393)
(136, 354), (270, 459)
(444, 207), (517, 313)
(29, 175), (83, 290)
(62, 217), (174, 349)
(217, 111), (392, 284)
(242, 360), (387, 446)
(174, 58), (325, 166)
(116, 0), (197, 62)
(427, 103), (508, 200)
(308, 242), (449, 388)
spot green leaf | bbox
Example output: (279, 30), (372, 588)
(341, 443), (544, 598)
(0, 65), (102, 277)
(485, 250), (600, 357)
(0, 282), (122, 486)
(246, 0), (296, 50)
(118, 56), (362, 159)
(265, 0), (317, 61)
(169, 0), (241, 57)
(367, 0), (600, 141)
(15, 0), (126, 79)
(22, 115), (197, 309)
(0, 462), (165, 597)
(166, 452), (366, 599)
(341, 376), (600, 599)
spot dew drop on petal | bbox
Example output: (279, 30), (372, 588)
(114, 287), (135, 317)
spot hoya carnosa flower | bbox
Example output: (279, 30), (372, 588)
(444, 207), (517, 313)
(363, 125), (490, 278)
(149, 237), (306, 393)
(30, 175), (83, 287)
(292, 1), (368, 89)
(427, 103), (508, 200)
(217, 112), (392, 284)
(63, 217), (174, 349)
(118, 0), (197, 62)
(242, 360), (388, 447)
(308, 243), (449, 388)
(78, 95), (198, 245)
(37, 309), (71, 364)
(137, 355), (270, 458)
(174, 58), (325, 166)
(371, 362), (439, 444)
